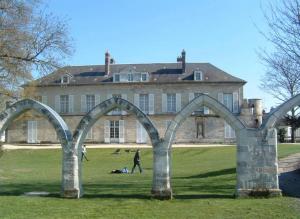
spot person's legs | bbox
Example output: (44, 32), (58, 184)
(81, 153), (84, 161)
(131, 163), (137, 174)
(84, 154), (89, 161)
(138, 163), (143, 173)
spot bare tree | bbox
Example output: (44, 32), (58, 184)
(259, 0), (300, 142)
(0, 0), (73, 109)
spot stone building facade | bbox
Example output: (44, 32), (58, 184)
(6, 51), (261, 144)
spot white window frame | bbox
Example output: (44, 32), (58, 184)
(194, 71), (203, 81)
(141, 73), (148, 82)
(128, 73), (133, 82)
(114, 73), (120, 82)
(223, 93), (233, 112)
(167, 93), (176, 113)
(139, 94), (149, 114)
(61, 75), (70, 84)
(86, 94), (95, 112)
(224, 122), (236, 139)
(60, 95), (69, 113)
(86, 128), (93, 140)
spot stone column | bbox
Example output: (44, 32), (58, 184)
(151, 141), (172, 199)
(236, 128), (281, 197)
(61, 142), (82, 198)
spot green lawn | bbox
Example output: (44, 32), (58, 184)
(0, 144), (300, 218)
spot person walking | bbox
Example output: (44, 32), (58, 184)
(81, 145), (89, 162)
(131, 149), (142, 173)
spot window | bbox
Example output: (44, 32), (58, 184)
(86, 95), (95, 112)
(223, 93), (233, 112)
(110, 121), (119, 139)
(128, 73), (133, 82)
(60, 95), (69, 113)
(167, 94), (176, 113)
(86, 128), (93, 139)
(139, 94), (149, 113)
(194, 71), (203, 81)
(224, 122), (235, 139)
(114, 74), (120, 82)
(61, 75), (69, 84)
(141, 73), (148, 81)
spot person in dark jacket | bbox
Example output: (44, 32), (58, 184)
(131, 149), (142, 173)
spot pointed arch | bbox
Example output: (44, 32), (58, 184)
(0, 99), (79, 197)
(0, 99), (72, 147)
(73, 97), (160, 150)
(164, 94), (245, 147)
(262, 93), (300, 130)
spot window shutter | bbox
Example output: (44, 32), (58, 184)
(134, 94), (139, 108)
(136, 121), (141, 143)
(204, 93), (210, 114)
(176, 93), (181, 112)
(55, 95), (60, 113)
(41, 96), (47, 105)
(81, 95), (87, 113)
(69, 95), (74, 113)
(95, 94), (101, 106)
(121, 94), (127, 115)
(104, 120), (110, 143)
(224, 122), (229, 139)
(162, 93), (167, 113)
(189, 93), (194, 102)
(119, 120), (125, 143)
(233, 92), (239, 113)
(218, 93), (224, 104)
(149, 93), (154, 115)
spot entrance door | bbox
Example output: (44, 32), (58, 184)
(136, 121), (147, 143)
(27, 120), (37, 143)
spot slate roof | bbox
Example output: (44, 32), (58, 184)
(31, 63), (246, 86)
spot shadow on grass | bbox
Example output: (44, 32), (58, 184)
(175, 168), (236, 179)
(0, 182), (61, 197)
(83, 193), (150, 199)
(279, 169), (300, 198)
(174, 194), (234, 199)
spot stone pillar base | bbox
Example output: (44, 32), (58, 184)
(236, 189), (282, 198)
(151, 189), (173, 200)
(62, 189), (81, 199)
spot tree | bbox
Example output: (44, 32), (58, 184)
(259, 0), (300, 142)
(0, 0), (73, 110)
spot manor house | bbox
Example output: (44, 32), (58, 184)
(6, 50), (261, 144)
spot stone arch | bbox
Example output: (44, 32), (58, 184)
(73, 97), (161, 197)
(73, 97), (160, 149)
(0, 99), (72, 146)
(0, 99), (77, 197)
(164, 94), (246, 147)
(262, 93), (300, 130)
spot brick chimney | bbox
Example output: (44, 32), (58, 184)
(105, 51), (110, 75)
(177, 49), (186, 73)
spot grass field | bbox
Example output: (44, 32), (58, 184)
(0, 144), (300, 218)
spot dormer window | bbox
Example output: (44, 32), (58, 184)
(141, 73), (148, 82)
(128, 73), (133, 82)
(114, 73), (120, 82)
(61, 75), (70, 84)
(194, 71), (203, 81)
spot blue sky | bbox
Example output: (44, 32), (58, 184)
(47, 0), (276, 110)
